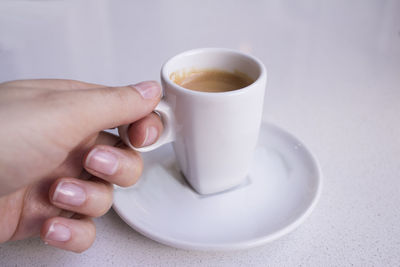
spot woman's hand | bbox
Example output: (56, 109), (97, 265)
(0, 79), (164, 252)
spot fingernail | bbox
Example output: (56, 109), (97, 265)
(45, 222), (71, 242)
(85, 148), (119, 175)
(131, 81), (161, 99)
(53, 181), (86, 206)
(142, 126), (158, 147)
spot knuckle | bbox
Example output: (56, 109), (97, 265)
(114, 151), (142, 187)
(96, 186), (113, 217)
(109, 86), (137, 104)
(104, 86), (138, 117)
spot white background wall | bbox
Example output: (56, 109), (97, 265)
(1, 0), (399, 266)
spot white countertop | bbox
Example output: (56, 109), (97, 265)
(1, 0), (399, 266)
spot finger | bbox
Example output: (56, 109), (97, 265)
(83, 144), (142, 187)
(41, 216), (95, 253)
(0, 79), (107, 104)
(128, 112), (164, 148)
(49, 177), (113, 217)
(1, 79), (104, 90)
(50, 81), (162, 136)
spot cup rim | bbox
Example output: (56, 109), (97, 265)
(160, 48), (267, 97)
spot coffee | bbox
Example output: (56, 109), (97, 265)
(171, 69), (254, 92)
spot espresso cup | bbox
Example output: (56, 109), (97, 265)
(119, 48), (267, 195)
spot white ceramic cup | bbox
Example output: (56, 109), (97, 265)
(119, 48), (267, 195)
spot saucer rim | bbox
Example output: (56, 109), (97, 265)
(113, 122), (323, 251)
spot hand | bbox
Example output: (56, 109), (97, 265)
(0, 79), (163, 252)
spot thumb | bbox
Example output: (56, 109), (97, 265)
(52, 81), (162, 136)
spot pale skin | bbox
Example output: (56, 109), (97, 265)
(0, 79), (164, 252)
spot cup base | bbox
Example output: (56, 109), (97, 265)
(181, 171), (252, 196)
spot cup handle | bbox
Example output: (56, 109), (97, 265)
(118, 100), (175, 152)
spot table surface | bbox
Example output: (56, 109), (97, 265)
(1, 0), (399, 266)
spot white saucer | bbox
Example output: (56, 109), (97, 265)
(113, 122), (322, 251)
